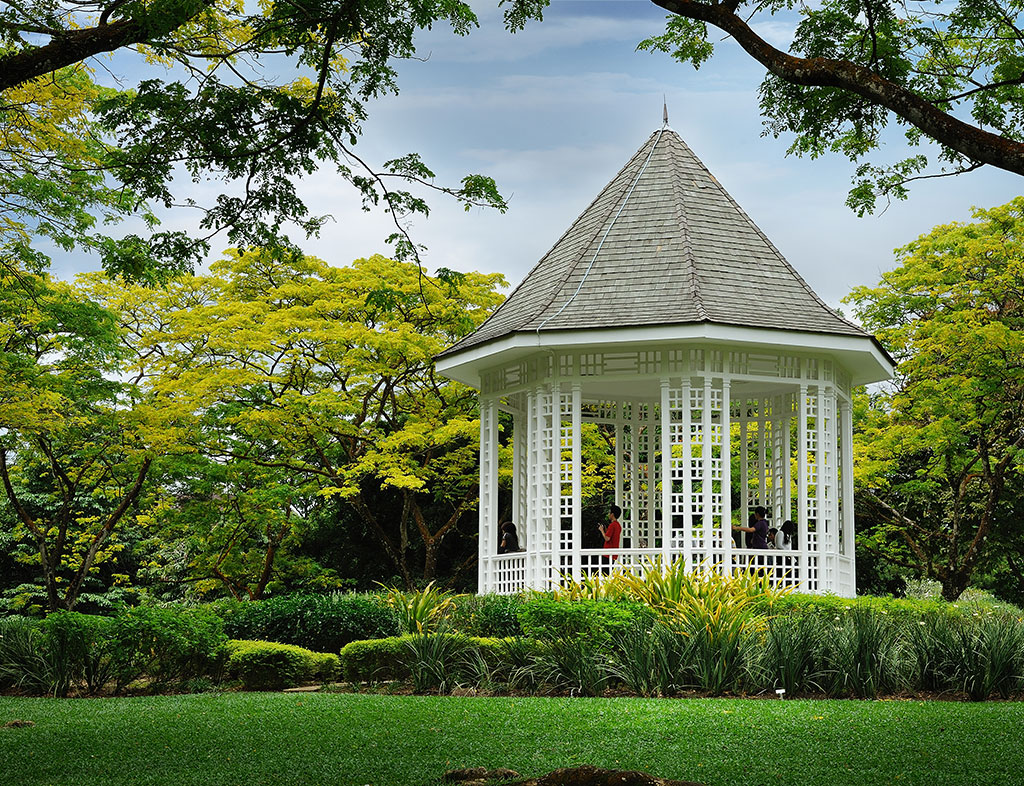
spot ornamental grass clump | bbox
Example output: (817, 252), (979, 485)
(911, 612), (1024, 700)
(381, 582), (456, 634)
(606, 558), (786, 695)
(609, 620), (690, 697)
(759, 612), (825, 695)
(534, 635), (613, 697)
(402, 631), (471, 693)
(0, 617), (51, 695)
(819, 607), (904, 699)
(967, 613), (1024, 700)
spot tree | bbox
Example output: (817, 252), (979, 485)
(0, 269), (185, 611)
(138, 453), (339, 601)
(88, 250), (506, 588)
(0, 0), (546, 277)
(643, 0), (1024, 213)
(846, 197), (1024, 600)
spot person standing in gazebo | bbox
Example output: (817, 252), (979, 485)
(732, 506), (770, 549)
(598, 505), (623, 571)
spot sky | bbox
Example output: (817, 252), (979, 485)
(62, 0), (1024, 310)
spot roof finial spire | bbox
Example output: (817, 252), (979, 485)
(663, 96), (669, 128)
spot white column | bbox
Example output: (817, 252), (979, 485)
(478, 395), (499, 593)
(660, 378), (673, 566)
(680, 376), (693, 570)
(571, 383), (582, 582)
(797, 383), (810, 591)
(614, 409), (624, 543)
(701, 376), (714, 563)
(758, 398), (770, 512)
(825, 385), (837, 591)
(526, 389), (539, 589)
(512, 408), (524, 535)
(721, 378), (732, 570)
(646, 404), (658, 547)
(840, 396), (856, 596)
(739, 400), (748, 543)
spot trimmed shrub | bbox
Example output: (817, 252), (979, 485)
(225, 640), (338, 690)
(517, 597), (651, 642)
(340, 636), (411, 682)
(449, 594), (525, 638)
(109, 605), (226, 690)
(339, 634), (515, 685)
(755, 592), (998, 623)
(223, 593), (401, 652)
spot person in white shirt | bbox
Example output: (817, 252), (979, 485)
(775, 520), (796, 550)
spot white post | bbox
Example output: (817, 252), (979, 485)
(660, 378), (674, 567)
(797, 383), (810, 591)
(701, 376), (714, 564)
(817, 385), (830, 591)
(840, 396), (856, 596)
(512, 408), (524, 537)
(614, 408), (624, 543)
(680, 376), (693, 571)
(526, 389), (539, 589)
(721, 378), (732, 571)
(739, 399), (748, 556)
(478, 395), (499, 593)
(571, 383), (583, 583)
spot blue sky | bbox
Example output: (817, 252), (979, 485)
(65, 0), (1024, 309)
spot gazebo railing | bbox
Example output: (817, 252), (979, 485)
(486, 547), (817, 594)
(490, 552), (528, 595)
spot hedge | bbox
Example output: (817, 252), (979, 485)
(448, 594), (525, 638)
(517, 597), (653, 642)
(753, 592), (1022, 623)
(222, 593), (401, 652)
(0, 606), (226, 696)
(339, 634), (512, 682)
(225, 640), (339, 690)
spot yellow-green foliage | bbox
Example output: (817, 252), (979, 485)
(225, 639), (338, 690)
(380, 582), (456, 633)
(549, 557), (788, 625)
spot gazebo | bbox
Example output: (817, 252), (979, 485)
(435, 123), (894, 598)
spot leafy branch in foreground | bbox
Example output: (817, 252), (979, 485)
(1, 0), (545, 278)
(643, 0), (1024, 213)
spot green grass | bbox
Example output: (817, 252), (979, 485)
(1, 693), (1022, 786)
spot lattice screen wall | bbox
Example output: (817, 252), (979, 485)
(481, 345), (857, 597)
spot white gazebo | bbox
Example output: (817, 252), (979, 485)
(436, 124), (894, 598)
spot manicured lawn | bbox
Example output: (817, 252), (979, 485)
(1, 693), (1021, 786)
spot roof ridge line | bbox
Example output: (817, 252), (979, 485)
(527, 132), (661, 330)
(448, 132), (661, 348)
(668, 134), (707, 321)
(681, 145), (865, 334)
(537, 127), (669, 332)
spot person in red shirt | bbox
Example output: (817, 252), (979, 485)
(598, 505), (623, 571)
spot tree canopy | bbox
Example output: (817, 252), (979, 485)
(847, 196), (1024, 600)
(643, 0), (1024, 213)
(0, 0), (548, 278)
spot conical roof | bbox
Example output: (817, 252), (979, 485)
(439, 128), (868, 359)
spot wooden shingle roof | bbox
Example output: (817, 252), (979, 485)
(439, 128), (868, 359)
